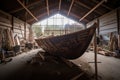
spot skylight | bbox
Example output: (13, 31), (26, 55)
(32, 13), (84, 38)
(34, 13), (82, 25)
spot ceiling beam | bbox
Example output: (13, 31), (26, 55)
(92, 0), (113, 10)
(75, 0), (103, 15)
(67, 0), (75, 16)
(59, 0), (62, 11)
(27, 7), (58, 23)
(46, 0), (49, 16)
(79, 0), (106, 21)
(27, 3), (58, 23)
(62, 9), (89, 22)
(27, 12), (47, 23)
(17, 0), (38, 21)
(10, 1), (42, 14)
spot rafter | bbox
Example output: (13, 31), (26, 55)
(62, 9), (89, 22)
(27, 7), (58, 23)
(10, 1), (42, 13)
(59, 0), (62, 11)
(92, 0), (113, 10)
(46, 0), (49, 16)
(17, 0), (38, 21)
(75, 0), (103, 15)
(27, 12), (47, 23)
(67, 0), (75, 16)
(79, 0), (106, 21)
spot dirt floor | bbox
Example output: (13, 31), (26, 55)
(0, 49), (91, 80)
(0, 49), (120, 80)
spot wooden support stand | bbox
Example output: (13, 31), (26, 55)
(94, 25), (98, 80)
(118, 35), (120, 49)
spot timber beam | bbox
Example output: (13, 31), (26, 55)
(79, 0), (106, 21)
(17, 0), (38, 21)
(67, 0), (75, 16)
(46, 0), (49, 16)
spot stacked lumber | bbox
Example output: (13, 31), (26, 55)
(98, 50), (113, 56)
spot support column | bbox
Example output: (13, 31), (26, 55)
(117, 8), (120, 49)
(94, 23), (98, 80)
(24, 22), (26, 40)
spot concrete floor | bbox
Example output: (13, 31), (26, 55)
(0, 49), (120, 80)
(72, 51), (120, 80)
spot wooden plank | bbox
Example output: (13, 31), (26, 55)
(14, 27), (24, 31)
(67, 0), (75, 16)
(87, 19), (97, 27)
(10, 1), (42, 13)
(100, 28), (117, 34)
(17, 0), (38, 21)
(0, 22), (12, 27)
(100, 23), (117, 31)
(0, 10), (12, 19)
(0, 16), (11, 24)
(59, 0), (61, 11)
(46, 0), (49, 16)
(75, 0), (103, 15)
(79, 0), (106, 21)
(91, 0), (113, 10)
(14, 17), (25, 24)
(99, 10), (117, 26)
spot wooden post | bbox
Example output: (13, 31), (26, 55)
(11, 16), (14, 31)
(24, 0), (27, 40)
(118, 35), (120, 49)
(24, 22), (26, 40)
(117, 8), (120, 49)
(97, 19), (99, 36)
(94, 23), (98, 80)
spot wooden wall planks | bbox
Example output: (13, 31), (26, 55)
(0, 10), (30, 40)
(87, 8), (119, 35)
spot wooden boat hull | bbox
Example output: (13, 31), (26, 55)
(35, 23), (97, 59)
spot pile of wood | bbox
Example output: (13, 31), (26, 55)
(98, 48), (114, 56)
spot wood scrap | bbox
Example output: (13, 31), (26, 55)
(109, 35), (117, 51)
(98, 51), (110, 56)
(98, 48), (114, 56)
(37, 51), (45, 60)
(60, 57), (74, 67)
(70, 72), (84, 80)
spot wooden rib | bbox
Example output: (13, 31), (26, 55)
(10, 1), (42, 13)
(67, 0), (75, 16)
(92, 0), (113, 10)
(46, 0), (49, 16)
(79, 0), (105, 21)
(59, 0), (62, 11)
(75, 0), (103, 15)
(17, 0), (38, 21)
